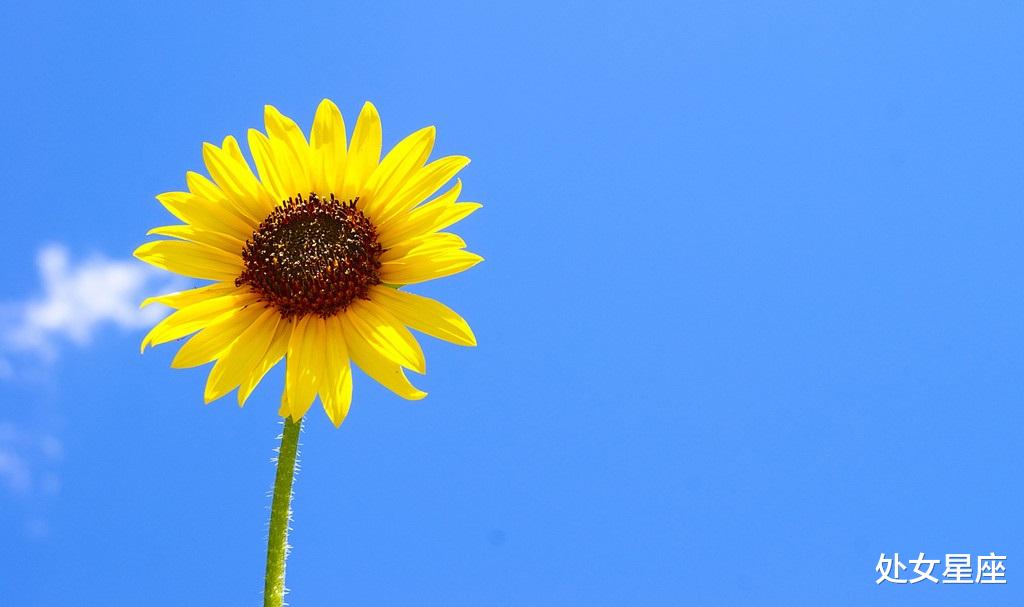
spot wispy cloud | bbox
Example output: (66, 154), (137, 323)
(0, 420), (64, 538)
(0, 422), (61, 497)
(0, 245), (181, 538)
(2, 244), (182, 362)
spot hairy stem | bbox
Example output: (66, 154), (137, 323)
(264, 416), (301, 607)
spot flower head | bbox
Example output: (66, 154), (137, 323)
(136, 101), (481, 426)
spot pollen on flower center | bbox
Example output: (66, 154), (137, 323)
(236, 193), (383, 318)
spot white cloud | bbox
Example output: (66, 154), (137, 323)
(0, 448), (31, 494)
(0, 245), (180, 536)
(0, 421), (64, 540)
(0, 422), (60, 497)
(2, 244), (184, 361)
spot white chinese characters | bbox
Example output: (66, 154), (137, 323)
(876, 553), (1006, 585)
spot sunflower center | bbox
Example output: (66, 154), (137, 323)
(236, 193), (383, 318)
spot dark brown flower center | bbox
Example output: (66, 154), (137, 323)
(236, 193), (383, 318)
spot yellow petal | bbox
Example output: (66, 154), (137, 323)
(146, 225), (245, 256)
(339, 313), (426, 400)
(378, 206), (449, 250)
(361, 126), (434, 219)
(238, 317), (293, 405)
(432, 202), (483, 232)
(309, 99), (348, 195)
(341, 102), (382, 199)
(264, 105), (312, 198)
(202, 142), (275, 221)
(368, 286), (476, 347)
(346, 299), (425, 373)
(279, 385), (292, 419)
(375, 155), (470, 225)
(379, 250), (483, 285)
(171, 303), (267, 368)
(331, 365), (353, 426)
(377, 179), (462, 247)
(248, 129), (289, 203)
(204, 307), (282, 403)
(140, 291), (258, 352)
(185, 171), (257, 231)
(221, 135), (248, 166)
(381, 232), (467, 263)
(156, 191), (251, 240)
(134, 240), (243, 281)
(285, 315), (324, 420)
(140, 282), (238, 310)
(319, 315), (353, 427)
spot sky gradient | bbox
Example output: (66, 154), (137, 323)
(1, 2), (1022, 605)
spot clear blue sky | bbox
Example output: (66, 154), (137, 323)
(1, 1), (1022, 605)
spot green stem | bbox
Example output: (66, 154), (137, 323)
(264, 416), (302, 607)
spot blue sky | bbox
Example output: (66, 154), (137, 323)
(1, 1), (1022, 605)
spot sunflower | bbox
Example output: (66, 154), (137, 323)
(135, 100), (481, 427)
